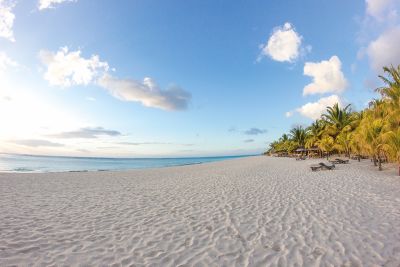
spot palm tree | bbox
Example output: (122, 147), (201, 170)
(335, 127), (352, 158)
(321, 103), (352, 137)
(290, 126), (307, 148)
(377, 65), (400, 107)
(362, 118), (388, 170)
(317, 136), (335, 160)
(384, 128), (400, 176)
(305, 120), (323, 148)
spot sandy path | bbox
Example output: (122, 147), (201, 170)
(0, 156), (399, 266)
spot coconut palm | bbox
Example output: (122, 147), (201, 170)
(384, 128), (400, 176)
(321, 103), (352, 137)
(305, 120), (324, 149)
(362, 117), (388, 170)
(335, 127), (352, 158)
(290, 126), (307, 148)
(317, 136), (335, 160)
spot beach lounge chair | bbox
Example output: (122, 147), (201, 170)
(329, 158), (349, 164)
(310, 165), (321, 171)
(319, 162), (335, 170)
(335, 158), (349, 164)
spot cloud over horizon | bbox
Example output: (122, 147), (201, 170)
(39, 0), (77, 10)
(98, 74), (191, 111)
(12, 139), (64, 147)
(0, 0), (15, 42)
(259, 22), (303, 63)
(49, 127), (121, 139)
(303, 56), (348, 96)
(244, 128), (267, 135)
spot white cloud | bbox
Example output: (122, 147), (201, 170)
(98, 74), (191, 111)
(39, 0), (76, 10)
(49, 127), (121, 139)
(303, 56), (348, 96)
(367, 26), (400, 72)
(259, 22), (303, 62)
(0, 0), (15, 42)
(0, 51), (17, 75)
(285, 111), (293, 118)
(295, 95), (342, 120)
(366, 0), (398, 20)
(39, 47), (109, 87)
(12, 139), (64, 147)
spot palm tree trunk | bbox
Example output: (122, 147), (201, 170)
(378, 155), (382, 171)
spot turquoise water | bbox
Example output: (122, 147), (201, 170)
(0, 154), (253, 173)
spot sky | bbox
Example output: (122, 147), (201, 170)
(0, 0), (399, 157)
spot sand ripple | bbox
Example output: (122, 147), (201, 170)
(0, 156), (400, 266)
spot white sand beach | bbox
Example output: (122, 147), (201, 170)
(0, 156), (400, 266)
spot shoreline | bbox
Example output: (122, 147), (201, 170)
(0, 154), (256, 174)
(1, 156), (399, 266)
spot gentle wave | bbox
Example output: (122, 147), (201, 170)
(0, 154), (254, 173)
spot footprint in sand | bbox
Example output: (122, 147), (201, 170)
(312, 247), (325, 258)
(272, 242), (284, 252)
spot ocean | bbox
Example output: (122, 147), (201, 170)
(0, 154), (253, 173)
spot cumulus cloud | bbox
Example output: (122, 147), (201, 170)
(0, 51), (17, 75)
(98, 74), (191, 111)
(366, 27), (400, 72)
(49, 127), (121, 139)
(259, 22), (303, 62)
(366, 0), (398, 20)
(40, 47), (191, 111)
(244, 128), (267, 135)
(303, 56), (348, 96)
(39, 0), (76, 10)
(39, 47), (109, 87)
(13, 139), (64, 147)
(118, 142), (194, 146)
(295, 94), (342, 120)
(358, 0), (400, 72)
(0, 0), (15, 42)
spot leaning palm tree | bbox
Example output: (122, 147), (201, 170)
(377, 65), (400, 108)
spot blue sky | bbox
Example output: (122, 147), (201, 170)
(0, 0), (399, 157)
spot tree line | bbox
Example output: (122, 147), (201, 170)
(266, 65), (400, 175)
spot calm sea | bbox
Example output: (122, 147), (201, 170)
(0, 154), (253, 173)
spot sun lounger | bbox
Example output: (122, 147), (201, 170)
(310, 165), (321, 171)
(329, 158), (349, 164)
(319, 162), (335, 170)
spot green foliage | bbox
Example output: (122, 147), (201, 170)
(266, 64), (400, 174)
